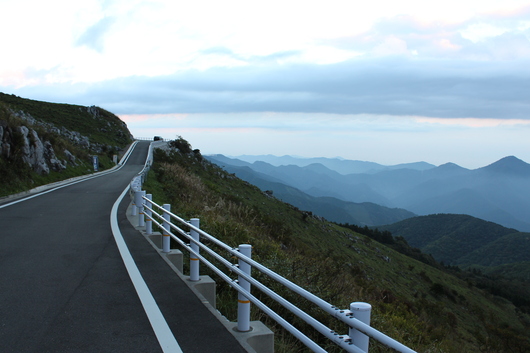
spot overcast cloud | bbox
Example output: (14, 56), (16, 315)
(15, 57), (530, 119)
(1, 0), (530, 167)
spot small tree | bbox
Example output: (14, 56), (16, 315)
(169, 135), (192, 154)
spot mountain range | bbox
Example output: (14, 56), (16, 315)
(205, 154), (416, 226)
(207, 154), (530, 231)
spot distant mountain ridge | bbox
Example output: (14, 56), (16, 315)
(206, 155), (415, 226)
(477, 155), (530, 176)
(234, 154), (435, 174)
(211, 154), (530, 231)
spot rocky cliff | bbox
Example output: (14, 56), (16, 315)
(0, 123), (66, 174)
(0, 93), (133, 196)
(0, 107), (129, 175)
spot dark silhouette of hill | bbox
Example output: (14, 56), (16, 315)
(235, 154), (435, 174)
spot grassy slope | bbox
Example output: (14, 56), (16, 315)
(0, 92), (131, 147)
(0, 93), (132, 197)
(144, 143), (530, 353)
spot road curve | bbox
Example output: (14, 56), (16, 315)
(0, 141), (246, 353)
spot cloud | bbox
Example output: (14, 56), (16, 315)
(461, 32), (530, 60)
(76, 17), (116, 52)
(416, 117), (530, 128)
(5, 55), (530, 121)
(321, 5), (530, 60)
(33, 56), (523, 121)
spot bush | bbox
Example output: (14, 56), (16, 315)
(169, 136), (192, 154)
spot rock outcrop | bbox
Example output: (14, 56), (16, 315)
(0, 123), (69, 175)
(0, 93), (133, 181)
(18, 125), (51, 174)
(0, 107), (132, 175)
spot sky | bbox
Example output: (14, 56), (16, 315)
(1, 0), (530, 169)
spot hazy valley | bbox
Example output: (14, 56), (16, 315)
(208, 154), (530, 232)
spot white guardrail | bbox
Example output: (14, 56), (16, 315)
(129, 141), (417, 353)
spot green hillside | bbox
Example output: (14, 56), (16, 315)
(0, 93), (133, 197)
(0, 92), (131, 147)
(483, 261), (530, 282)
(143, 137), (530, 353)
(378, 214), (517, 263)
(459, 232), (530, 267)
(378, 214), (530, 280)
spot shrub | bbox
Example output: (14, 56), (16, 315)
(169, 136), (192, 154)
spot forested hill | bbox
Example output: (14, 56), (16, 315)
(0, 92), (133, 197)
(378, 214), (530, 280)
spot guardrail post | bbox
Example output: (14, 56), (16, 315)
(137, 190), (146, 227)
(162, 204), (171, 253)
(349, 302), (372, 352)
(145, 194), (153, 235)
(189, 218), (200, 281)
(130, 177), (141, 216)
(131, 195), (138, 216)
(237, 244), (252, 332)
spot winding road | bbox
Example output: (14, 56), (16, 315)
(0, 141), (246, 352)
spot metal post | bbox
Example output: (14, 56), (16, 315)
(162, 204), (171, 253)
(137, 190), (146, 227)
(130, 179), (140, 216)
(133, 190), (141, 219)
(189, 218), (200, 281)
(349, 302), (372, 352)
(145, 194), (153, 235)
(133, 188), (142, 220)
(237, 244), (252, 332)
(131, 197), (138, 216)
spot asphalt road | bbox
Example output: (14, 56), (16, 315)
(0, 141), (247, 353)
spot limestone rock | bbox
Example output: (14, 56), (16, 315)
(18, 126), (49, 174)
(44, 141), (66, 172)
(64, 149), (77, 166)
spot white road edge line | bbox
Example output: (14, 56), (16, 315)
(111, 184), (183, 353)
(0, 141), (139, 210)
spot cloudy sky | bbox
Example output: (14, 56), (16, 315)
(1, 0), (530, 168)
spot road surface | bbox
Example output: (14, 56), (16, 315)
(0, 141), (246, 353)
